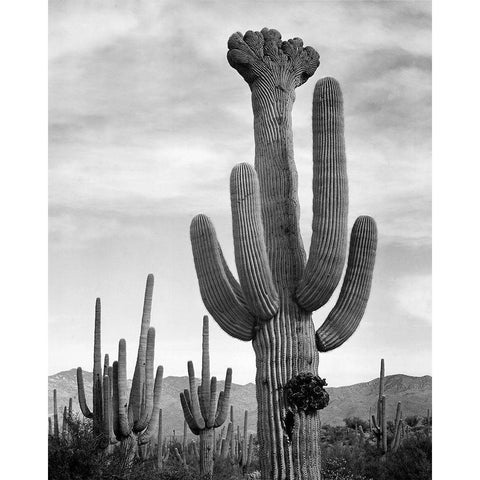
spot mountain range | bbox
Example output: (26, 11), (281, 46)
(48, 369), (431, 437)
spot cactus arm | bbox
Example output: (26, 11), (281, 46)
(180, 391), (201, 435)
(296, 78), (349, 312)
(187, 361), (206, 429)
(230, 163), (279, 320)
(392, 401), (402, 452)
(215, 367), (232, 427)
(135, 327), (156, 432)
(129, 274), (154, 425)
(139, 365), (164, 445)
(206, 377), (217, 428)
(199, 316), (211, 420)
(103, 353), (109, 377)
(190, 214), (256, 341)
(112, 361), (122, 440)
(76, 367), (93, 419)
(117, 339), (132, 438)
(315, 216), (378, 352)
(101, 375), (112, 448)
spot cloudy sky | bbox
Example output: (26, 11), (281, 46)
(49, 0), (431, 386)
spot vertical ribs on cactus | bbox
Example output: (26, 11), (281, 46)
(190, 28), (377, 479)
(180, 315), (232, 478)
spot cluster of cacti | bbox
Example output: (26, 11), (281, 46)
(190, 27), (377, 479)
(179, 315), (233, 478)
(371, 359), (404, 454)
(215, 406), (254, 473)
(75, 274), (164, 466)
(49, 391), (74, 441)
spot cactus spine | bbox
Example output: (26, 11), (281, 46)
(180, 316), (232, 478)
(190, 28), (377, 479)
(111, 274), (164, 463)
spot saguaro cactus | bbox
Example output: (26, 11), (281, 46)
(111, 274), (164, 463)
(371, 359), (404, 454)
(77, 298), (106, 440)
(190, 28), (377, 479)
(180, 316), (233, 478)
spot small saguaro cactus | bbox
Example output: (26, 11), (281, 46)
(371, 359), (404, 454)
(156, 409), (171, 469)
(180, 315), (233, 478)
(111, 274), (164, 463)
(190, 28), (377, 479)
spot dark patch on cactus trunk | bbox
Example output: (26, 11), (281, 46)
(284, 372), (329, 414)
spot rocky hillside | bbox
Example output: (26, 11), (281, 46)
(48, 369), (431, 436)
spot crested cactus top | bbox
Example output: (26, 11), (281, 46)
(227, 28), (320, 90)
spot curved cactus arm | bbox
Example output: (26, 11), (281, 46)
(206, 377), (218, 428)
(315, 216), (377, 352)
(117, 339), (132, 438)
(187, 361), (206, 429)
(199, 316), (211, 420)
(215, 368), (232, 427)
(230, 163), (279, 320)
(190, 214), (256, 341)
(180, 391), (201, 435)
(76, 367), (93, 419)
(139, 365), (164, 445)
(135, 327), (156, 432)
(129, 274), (154, 426)
(296, 78), (349, 312)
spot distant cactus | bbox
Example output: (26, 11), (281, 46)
(180, 316), (232, 478)
(111, 274), (164, 464)
(190, 28), (377, 479)
(53, 388), (59, 438)
(371, 359), (404, 454)
(156, 409), (170, 469)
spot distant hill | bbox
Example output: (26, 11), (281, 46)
(48, 369), (431, 436)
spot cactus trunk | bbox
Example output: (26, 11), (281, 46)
(199, 428), (215, 477)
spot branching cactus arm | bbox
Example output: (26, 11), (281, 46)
(230, 163), (279, 319)
(190, 215), (256, 341)
(315, 216), (377, 352)
(296, 78), (348, 311)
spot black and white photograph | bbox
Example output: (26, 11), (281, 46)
(18, 0), (443, 478)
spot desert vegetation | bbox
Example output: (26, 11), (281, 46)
(49, 28), (431, 480)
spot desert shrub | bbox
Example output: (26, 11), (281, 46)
(383, 434), (431, 480)
(404, 415), (420, 427)
(343, 417), (370, 432)
(48, 416), (107, 480)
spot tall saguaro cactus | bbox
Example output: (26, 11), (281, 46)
(77, 298), (104, 438)
(180, 316), (233, 478)
(111, 274), (164, 463)
(190, 28), (377, 480)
